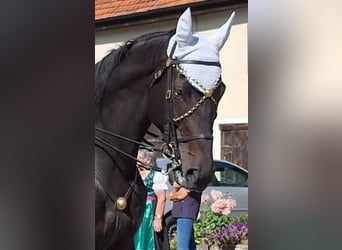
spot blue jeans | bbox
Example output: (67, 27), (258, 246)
(176, 218), (196, 250)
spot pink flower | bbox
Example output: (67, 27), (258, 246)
(214, 199), (227, 209)
(201, 194), (210, 204)
(210, 190), (223, 200)
(226, 198), (237, 208)
(211, 199), (227, 213)
(222, 207), (232, 215)
(210, 203), (222, 213)
(210, 198), (237, 215)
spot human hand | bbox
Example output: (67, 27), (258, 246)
(169, 187), (189, 201)
(173, 182), (181, 188)
(153, 218), (162, 232)
(171, 182), (181, 194)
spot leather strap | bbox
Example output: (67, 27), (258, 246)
(164, 42), (182, 163)
(171, 59), (221, 67)
(178, 134), (213, 143)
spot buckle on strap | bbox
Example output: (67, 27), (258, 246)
(165, 89), (171, 99)
(154, 70), (162, 79)
(204, 89), (213, 98)
(166, 58), (172, 67)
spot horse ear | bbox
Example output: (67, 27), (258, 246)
(175, 8), (193, 48)
(211, 11), (235, 51)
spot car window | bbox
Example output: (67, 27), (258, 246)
(209, 162), (248, 187)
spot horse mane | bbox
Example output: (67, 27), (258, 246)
(95, 29), (175, 105)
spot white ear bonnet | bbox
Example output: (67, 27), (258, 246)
(167, 8), (235, 93)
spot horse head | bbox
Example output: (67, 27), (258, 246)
(148, 8), (235, 191)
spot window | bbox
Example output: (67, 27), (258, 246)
(210, 161), (248, 187)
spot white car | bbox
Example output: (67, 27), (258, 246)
(156, 158), (248, 240)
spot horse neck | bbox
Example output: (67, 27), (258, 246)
(96, 39), (168, 152)
(96, 97), (148, 158)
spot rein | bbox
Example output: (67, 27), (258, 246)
(95, 127), (165, 173)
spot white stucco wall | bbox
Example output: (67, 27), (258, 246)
(95, 6), (248, 159)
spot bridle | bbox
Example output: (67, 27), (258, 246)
(157, 41), (222, 180)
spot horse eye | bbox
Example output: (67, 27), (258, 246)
(174, 89), (182, 97)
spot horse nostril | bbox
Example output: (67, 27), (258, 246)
(184, 168), (199, 185)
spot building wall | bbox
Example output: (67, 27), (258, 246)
(95, 5), (248, 160)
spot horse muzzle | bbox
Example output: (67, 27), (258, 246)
(173, 167), (210, 192)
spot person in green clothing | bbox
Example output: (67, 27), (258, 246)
(134, 149), (170, 250)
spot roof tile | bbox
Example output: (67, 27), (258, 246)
(95, 0), (206, 20)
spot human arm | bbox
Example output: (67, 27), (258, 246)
(152, 172), (168, 232)
(153, 189), (166, 232)
(169, 182), (189, 201)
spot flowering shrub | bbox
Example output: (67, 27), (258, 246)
(211, 197), (237, 215)
(200, 190), (237, 215)
(203, 221), (248, 247)
(194, 190), (248, 248)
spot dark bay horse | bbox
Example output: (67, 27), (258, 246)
(95, 8), (235, 250)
